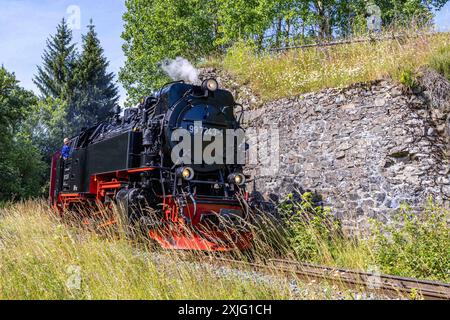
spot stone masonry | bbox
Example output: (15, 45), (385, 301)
(200, 68), (450, 233)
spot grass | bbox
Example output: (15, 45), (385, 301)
(0, 197), (448, 300)
(428, 43), (450, 80)
(204, 31), (450, 101)
(0, 200), (346, 300)
(277, 193), (450, 283)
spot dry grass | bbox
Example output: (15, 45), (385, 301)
(0, 200), (347, 300)
(0, 199), (447, 299)
(212, 32), (450, 101)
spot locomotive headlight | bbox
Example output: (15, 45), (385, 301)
(202, 78), (218, 92)
(177, 166), (194, 181)
(228, 173), (245, 186)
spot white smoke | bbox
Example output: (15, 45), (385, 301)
(161, 57), (200, 84)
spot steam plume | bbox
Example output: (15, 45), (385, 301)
(161, 57), (199, 84)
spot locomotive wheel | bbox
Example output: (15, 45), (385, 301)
(115, 188), (140, 237)
(115, 188), (159, 241)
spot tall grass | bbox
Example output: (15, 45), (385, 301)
(428, 43), (450, 80)
(371, 200), (450, 281)
(0, 197), (448, 300)
(277, 193), (450, 283)
(216, 32), (449, 101)
(0, 200), (342, 300)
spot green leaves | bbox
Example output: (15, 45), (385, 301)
(0, 67), (45, 201)
(33, 18), (119, 137)
(429, 44), (450, 80)
(119, 0), (446, 104)
(279, 192), (341, 261)
(0, 67), (36, 132)
(13, 19), (121, 201)
(373, 0), (443, 27)
(371, 199), (450, 282)
(120, 0), (217, 105)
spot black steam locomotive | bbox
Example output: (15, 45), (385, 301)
(49, 79), (252, 251)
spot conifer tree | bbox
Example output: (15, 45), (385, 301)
(33, 18), (77, 99)
(71, 20), (119, 131)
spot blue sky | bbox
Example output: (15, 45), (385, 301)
(0, 0), (127, 104)
(0, 0), (449, 107)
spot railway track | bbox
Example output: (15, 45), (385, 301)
(210, 257), (450, 300)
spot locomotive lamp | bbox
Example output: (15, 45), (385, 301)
(228, 173), (245, 186)
(177, 166), (195, 181)
(202, 78), (218, 92)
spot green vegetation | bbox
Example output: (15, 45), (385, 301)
(428, 43), (450, 80)
(33, 18), (119, 140)
(2, 2), (449, 299)
(279, 193), (341, 262)
(70, 20), (119, 132)
(0, 201), (344, 300)
(0, 67), (45, 201)
(120, 0), (448, 104)
(120, 0), (217, 103)
(372, 200), (450, 281)
(0, 19), (120, 202)
(219, 33), (449, 101)
(279, 193), (450, 282)
(0, 197), (448, 299)
(398, 67), (419, 90)
(33, 19), (77, 100)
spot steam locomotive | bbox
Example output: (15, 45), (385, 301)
(49, 79), (253, 251)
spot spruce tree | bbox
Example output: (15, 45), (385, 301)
(71, 20), (119, 131)
(33, 18), (77, 99)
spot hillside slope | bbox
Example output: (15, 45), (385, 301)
(208, 32), (449, 102)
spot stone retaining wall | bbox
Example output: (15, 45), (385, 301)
(200, 68), (450, 233)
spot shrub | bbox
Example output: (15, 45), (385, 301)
(397, 67), (418, 90)
(279, 192), (342, 262)
(277, 194), (449, 283)
(371, 199), (450, 282)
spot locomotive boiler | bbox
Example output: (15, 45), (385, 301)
(49, 79), (252, 251)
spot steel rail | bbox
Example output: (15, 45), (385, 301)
(210, 257), (450, 300)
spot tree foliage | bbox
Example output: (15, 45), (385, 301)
(0, 67), (45, 201)
(375, 0), (447, 26)
(1, 18), (122, 202)
(120, 0), (217, 103)
(32, 19), (119, 156)
(34, 18), (119, 139)
(70, 21), (119, 132)
(25, 97), (69, 163)
(120, 0), (448, 103)
(33, 18), (77, 100)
